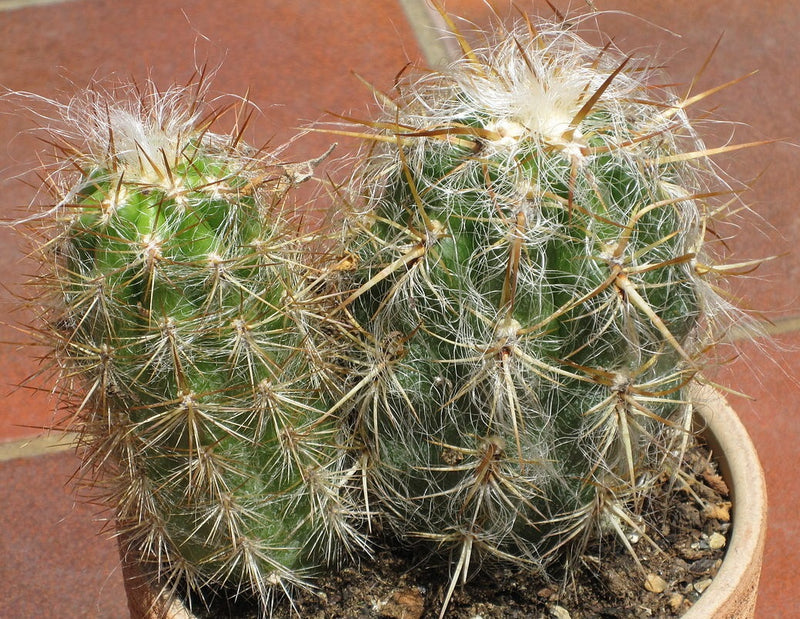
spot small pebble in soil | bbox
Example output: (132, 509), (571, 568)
(376, 587), (425, 619)
(688, 557), (719, 575)
(693, 578), (713, 594)
(702, 470), (730, 495)
(669, 593), (687, 613)
(704, 502), (731, 521)
(708, 532), (726, 549)
(549, 605), (571, 619)
(644, 573), (668, 593)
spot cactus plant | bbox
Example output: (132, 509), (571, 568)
(22, 78), (364, 613)
(333, 11), (761, 613)
(12, 6), (768, 618)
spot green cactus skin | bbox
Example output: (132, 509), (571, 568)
(30, 81), (363, 611)
(338, 16), (740, 606)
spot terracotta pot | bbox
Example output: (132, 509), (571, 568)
(683, 383), (768, 618)
(120, 384), (767, 618)
(118, 536), (193, 619)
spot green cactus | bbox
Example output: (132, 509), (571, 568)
(15, 9), (764, 617)
(336, 14), (747, 610)
(29, 80), (363, 611)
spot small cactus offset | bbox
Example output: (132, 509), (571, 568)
(24, 79), (362, 611)
(336, 12), (752, 609)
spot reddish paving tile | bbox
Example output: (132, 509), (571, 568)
(0, 449), (127, 617)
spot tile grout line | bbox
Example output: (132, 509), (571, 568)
(727, 313), (800, 342)
(0, 432), (77, 462)
(761, 314), (800, 336)
(397, 0), (459, 69)
(0, 0), (77, 10)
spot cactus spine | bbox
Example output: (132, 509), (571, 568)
(337, 15), (741, 607)
(30, 80), (362, 611)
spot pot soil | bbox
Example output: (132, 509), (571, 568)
(121, 385), (766, 618)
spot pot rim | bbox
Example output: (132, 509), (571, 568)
(683, 383), (768, 618)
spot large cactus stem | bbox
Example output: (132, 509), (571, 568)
(332, 12), (754, 616)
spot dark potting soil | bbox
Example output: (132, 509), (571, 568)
(188, 442), (730, 618)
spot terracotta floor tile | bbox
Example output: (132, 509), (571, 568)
(0, 450), (127, 617)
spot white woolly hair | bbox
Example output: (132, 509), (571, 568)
(391, 17), (655, 155)
(13, 77), (266, 195)
(455, 21), (638, 144)
(69, 82), (215, 183)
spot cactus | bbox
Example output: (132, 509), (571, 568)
(25, 79), (364, 612)
(13, 8), (765, 618)
(336, 13), (752, 611)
